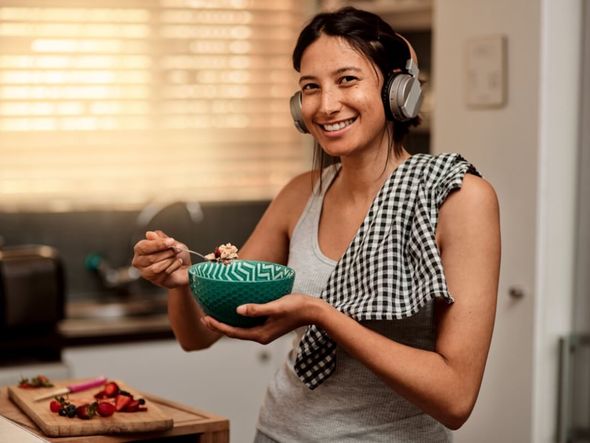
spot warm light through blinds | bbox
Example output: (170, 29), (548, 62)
(0, 0), (314, 211)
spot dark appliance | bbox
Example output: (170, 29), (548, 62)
(0, 245), (66, 363)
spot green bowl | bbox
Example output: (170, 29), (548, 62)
(188, 260), (295, 328)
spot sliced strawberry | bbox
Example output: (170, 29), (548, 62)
(36, 375), (50, 385)
(103, 381), (119, 397)
(19, 375), (53, 388)
(76, 402), (97, 420)
(93, 390), (108, 399)
(122, 399), (141, 412)
(114, 394), (131, 411)
(97, 402), (116, 417)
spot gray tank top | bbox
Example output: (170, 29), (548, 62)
(255, 165), (452, 442)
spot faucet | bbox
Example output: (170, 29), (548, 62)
(136, 200), (204, 234)
(86, 200), (204, 292)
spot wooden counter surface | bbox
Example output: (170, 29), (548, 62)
(0, 387), (229, 443)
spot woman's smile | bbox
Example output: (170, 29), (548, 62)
(318, 116), (358, 134)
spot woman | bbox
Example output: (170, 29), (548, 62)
(132, 7), (500, 442)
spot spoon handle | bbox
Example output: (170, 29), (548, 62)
(177, 247), (208, 261)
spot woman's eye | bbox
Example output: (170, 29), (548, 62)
(301, 83), (318, 93)
(340, 76), (358, 85)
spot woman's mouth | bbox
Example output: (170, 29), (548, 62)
(320, 117), (357, 132)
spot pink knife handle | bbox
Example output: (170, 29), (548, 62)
(67, 376), (107, 393)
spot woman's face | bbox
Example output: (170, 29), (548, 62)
(298, 34), (388, 159)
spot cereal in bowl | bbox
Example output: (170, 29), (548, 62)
(204, 243), (239, 265)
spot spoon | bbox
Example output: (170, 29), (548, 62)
(174, 247), (210, 261)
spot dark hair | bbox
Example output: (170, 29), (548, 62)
(292, 7), (421, 172)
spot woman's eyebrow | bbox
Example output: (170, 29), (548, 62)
(298, 74), (315, 84)
(333, 66), (362, 75)
(298, 66), (362, 84)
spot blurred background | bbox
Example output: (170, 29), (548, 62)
(0, 0), (588, 442)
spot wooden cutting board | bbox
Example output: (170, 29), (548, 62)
(7, 379), (173, 437)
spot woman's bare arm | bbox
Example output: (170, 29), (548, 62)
(133, 171), (315, 351)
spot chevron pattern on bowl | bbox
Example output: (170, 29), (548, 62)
(192, 260), (294, 282)
(188, 260), (295, 328)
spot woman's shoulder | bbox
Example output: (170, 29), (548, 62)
(276, 169), (319, 202)
(270, 169), (321, 234)
(438, 172), (499, 232)
(409, 152), (484, 206)
(436, 171), (500, 256)
(451, 173), (498, 209)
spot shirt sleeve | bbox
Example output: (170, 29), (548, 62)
(431, 153), (481, 209)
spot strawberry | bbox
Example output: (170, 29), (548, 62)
(94, 390), (108, 399)
(96, 402), (116, 417)
(36, 375), (50, 384)
(94, 381), (119, 399)
(76, 402), (97, 420)
(114, 394), (131, 412)
(49, 400), (61, 413)
(18, 374), (54, 389)
(122, 399), (141, 412)
(103, 381), (119, 397)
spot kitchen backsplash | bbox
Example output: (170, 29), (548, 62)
(0, 200), (269, 301)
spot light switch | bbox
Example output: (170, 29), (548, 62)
(465, 35), (507, 108)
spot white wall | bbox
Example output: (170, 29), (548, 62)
(432, 0), (581, 441)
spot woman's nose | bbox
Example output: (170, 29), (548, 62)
(318, 88), (342, 116)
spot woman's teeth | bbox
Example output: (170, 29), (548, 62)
(322, 118), (355, 132)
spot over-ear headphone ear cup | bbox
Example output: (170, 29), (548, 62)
(383, 72), (424, 122)
(289, 91), (308, 134)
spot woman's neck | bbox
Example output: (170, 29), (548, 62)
(334, 148), (410, 203)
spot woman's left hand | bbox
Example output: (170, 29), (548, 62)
(201, 293), (326, 344)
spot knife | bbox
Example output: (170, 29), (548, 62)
(33, 376), (107, 402)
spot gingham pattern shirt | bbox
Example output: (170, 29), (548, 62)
(294, 153), (480, 389)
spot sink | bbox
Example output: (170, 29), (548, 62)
(66, 294), (168, 321)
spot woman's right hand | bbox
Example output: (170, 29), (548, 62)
(132, 230), (191, 289)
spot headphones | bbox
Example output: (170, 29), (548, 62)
(289, 35), (423, 134)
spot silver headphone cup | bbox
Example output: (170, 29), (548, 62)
(289, 91), (308, 134)
(394, 75), (423, 121)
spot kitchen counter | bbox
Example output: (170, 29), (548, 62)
(59, 296), (175, 347)
(0, 386), (229, 442)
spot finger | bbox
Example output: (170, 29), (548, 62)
(148, 256), (178, 274)
(236, 299), (282, 317)
(135, 236), (177, 255)
(165, 257), (184, 274)
(132, 247), (177, 269)
(236, 304), (266, 317)
(203, 316), (253, 339)
(201, 316), (229, 334)
(145, 230), (160, 240)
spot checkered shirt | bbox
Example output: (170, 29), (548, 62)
(293, 153), (480, 389)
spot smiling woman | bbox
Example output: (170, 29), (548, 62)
(132, 6), (500, 443)
(0, 0), (314, 212)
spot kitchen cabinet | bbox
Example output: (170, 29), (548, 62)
(63, 335), (292, 443)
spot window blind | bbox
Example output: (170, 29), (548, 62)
(0, 0), (314, 211)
